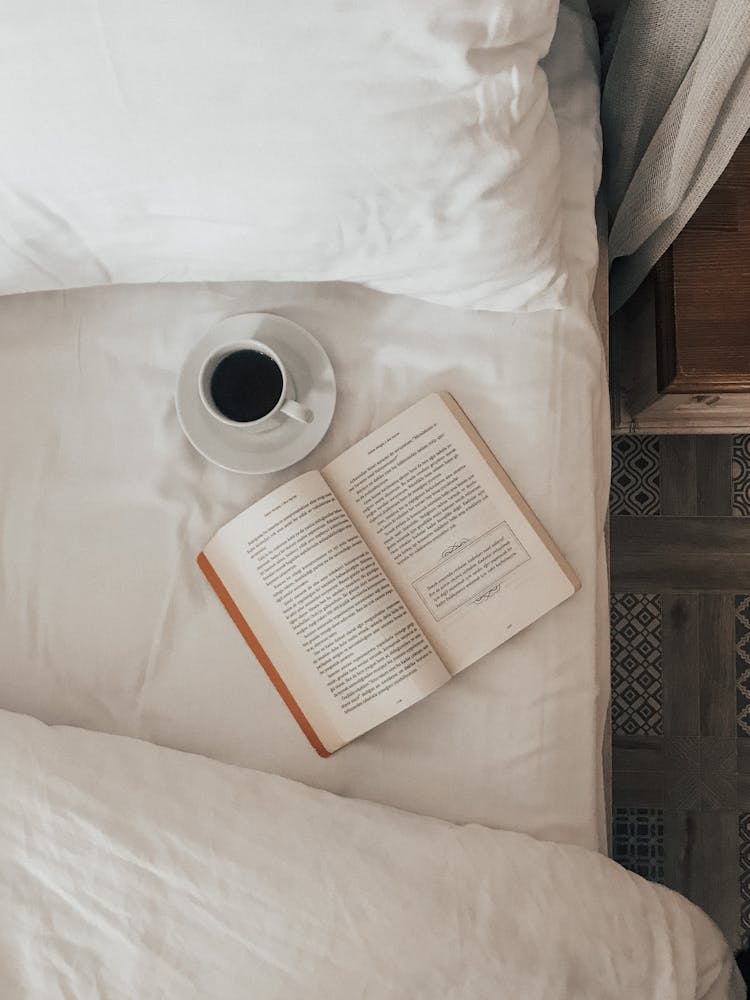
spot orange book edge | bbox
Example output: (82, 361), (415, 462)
(197, 551), (331, 758)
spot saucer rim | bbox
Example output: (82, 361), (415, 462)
(175, 313), (336, 475)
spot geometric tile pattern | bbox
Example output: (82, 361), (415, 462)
(699, 739), (739, 812)
(733, 435), (750, 516)
(610, 593), (663, 736)
(665, 738), (702, 811)
(741, 813), (750, 947)
(737, 595), (750, 737)
(669, 738), (739, 811)
(610, 435), (661, 515)
(614, 735), (738, 811)
(612, 806), (665, 883)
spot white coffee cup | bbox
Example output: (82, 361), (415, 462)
(198, 339), (313, 429)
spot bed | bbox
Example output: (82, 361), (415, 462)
(0, 0), (608, 849)
(0, 1), (740, 996)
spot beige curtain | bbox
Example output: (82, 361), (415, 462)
(601, 0), (750, 313)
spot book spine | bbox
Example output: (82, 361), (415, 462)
(196, 552), (331, 758)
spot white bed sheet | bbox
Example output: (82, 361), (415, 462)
(0, 4), (609, 849)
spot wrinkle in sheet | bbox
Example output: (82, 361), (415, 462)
(0, 226), (62, 288)
(88, 0), (128, 114)
(0, 183), (112, 286)
(74, 318), (84, 374)
(132, 534), (190, 723)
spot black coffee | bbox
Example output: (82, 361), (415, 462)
(209, 350), (283, 422)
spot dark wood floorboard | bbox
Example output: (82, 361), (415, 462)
(698, 594), (736, 738)
(691, 812), (741, 951)
(660, 437), (697, 515)
(663, 809), (694, 900)
(661, 594), (700, 737)
(697, 436), (733, 515)
(612, 515), (750, 591)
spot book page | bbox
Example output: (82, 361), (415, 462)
(323, 394), (578, 674)
(203, 471), (449, 753)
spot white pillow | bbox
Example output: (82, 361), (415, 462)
(0, 0), (565, 311)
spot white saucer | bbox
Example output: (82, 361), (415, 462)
(175, 313), (336, 474)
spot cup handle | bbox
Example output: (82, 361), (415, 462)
(281, 399), (314, 424)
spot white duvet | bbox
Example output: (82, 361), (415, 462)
(0, 710), (740, 999)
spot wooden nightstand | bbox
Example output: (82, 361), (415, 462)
(613, 135), (750, 433)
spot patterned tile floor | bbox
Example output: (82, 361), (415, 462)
(734, 436), (750, 516)
(610, 435), (661, 515)
(612, 806), (664, 883)
(738, 596), (750, 738)
(742, 815), (750, 945)
(610, 434), (750, 950)
(610, 593), (663, 736)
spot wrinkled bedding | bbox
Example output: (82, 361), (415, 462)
(0, 709), (740, 1000)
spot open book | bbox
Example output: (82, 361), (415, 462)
(198, 392), (579, 756)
